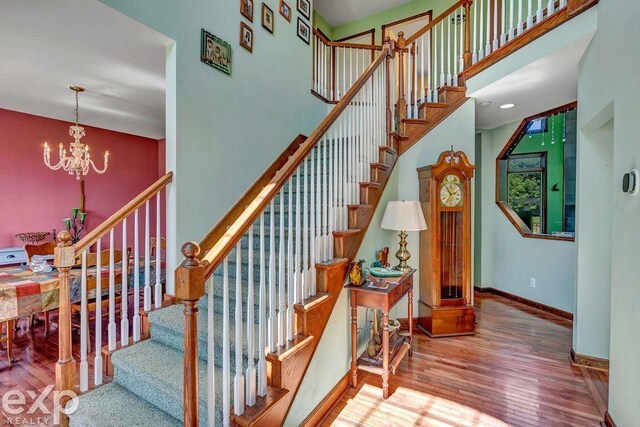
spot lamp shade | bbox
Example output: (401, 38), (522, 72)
(380, 201), (427, 231)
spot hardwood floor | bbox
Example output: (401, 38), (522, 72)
(323, 293), (608, 427)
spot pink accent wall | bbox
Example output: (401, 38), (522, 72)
(0, 108), (162, 248)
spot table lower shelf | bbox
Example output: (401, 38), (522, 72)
(356, 332), (411, 376)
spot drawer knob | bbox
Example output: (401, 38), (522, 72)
(7, 255), (15, 259)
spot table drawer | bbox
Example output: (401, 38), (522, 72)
(0, 249), (26, 266)
(389, 281), (411, 307)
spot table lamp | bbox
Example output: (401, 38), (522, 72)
(381, 201), (427, 272)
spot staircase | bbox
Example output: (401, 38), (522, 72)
(51, 0), (600, 425)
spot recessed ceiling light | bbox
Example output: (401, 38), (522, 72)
(479, 101), (492, 108)
(500, 103), (516, 109)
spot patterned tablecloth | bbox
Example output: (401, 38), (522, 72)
(0, 261), (165, 323)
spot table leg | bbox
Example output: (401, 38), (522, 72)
(382, 311), (389, 399)
(350, 304), (358, 388)
(408, 289), (413, 357)
(7, 320), (14, 364)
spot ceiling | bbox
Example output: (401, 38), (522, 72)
(315, 0), (415, 27)
(0, 1), (172, 139)
(470, 35), (593, 130)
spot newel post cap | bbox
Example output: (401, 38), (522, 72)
(175, 242), (206, 301)
(54, 230), (76, 269)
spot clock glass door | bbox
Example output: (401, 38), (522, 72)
(440, 211), (463, 303)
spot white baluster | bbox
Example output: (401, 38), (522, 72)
(328, 131), (334, 261)
(310, 148), (317, 297)
(79, 249), (88, 392)
(303, 156), (310, 300)
(492, 1), (499, 51)
(267, 200), (277, 352)
(447, 16), (453, 84)
(278, 187), (286, 346)
(427, 32), (433, 102)
(472, 1), (478, 64)
(315, 142), (322, 268)
(406, 46), (410, 115)
(121, 218), (129, 346)
(537, 0), (544, 22)
(144, 200), (151, 312)
(527, 0), (534, 28)
(486, 0), (493, 55)
(295, 165), (302, 304)
(246, 225), (256, 407)
(342, 47), (347, 100)
(547, 0), (555, 16)
(286, 176), (294, 341)
(133, 209), (141, 342)
(453, 15), (459, 86)
(206, 276), (215, 427)
(421, 35), (426, 104)
(222, 256), (230, 426)
(440, 23), (445, 87)
(155, 192), (162, 309)
(94, 238), (103, 386)
(501, 0), (507, 46)
(322, 136), (328, 261)
(234, 241), (245, 416)
(559, 0), (567, 9)
(478, 0), (485, 59)
(413, 42), (419, 117)
(257, 213), (267, 396)
(517, 0), (524, 35)
(108, 229), (116, 351)
(509, 0), (515, 41)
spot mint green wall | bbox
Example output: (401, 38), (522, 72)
(576, 1), (640, 423)
(313, 10), (334, 39)
(317, 0), (454, 44)
(98, 0), (326, 259)
(478, 122), (575, 313)
(510, 113), (566, 234)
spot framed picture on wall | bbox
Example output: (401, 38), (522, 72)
(279, 0), (292, 22)
(262, 3), (274, 34)
(240, 21), (254, 52)
(241, 0), (254, 22)
(297, 0), (310, 20)
(297, 17), (310, 44)
(200, 29), (232, 75)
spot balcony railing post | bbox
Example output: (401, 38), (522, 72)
(54, 230), (77, 423)
(175, 242), (206, 427)
(463, 1), (474, 69)
(395, 31), (407, 136)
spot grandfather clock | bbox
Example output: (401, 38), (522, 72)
(417, 148), (475, 337)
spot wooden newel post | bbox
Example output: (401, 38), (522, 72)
(175, 242), (206, 427)
(463, 1), (473, 69)
(384, 36), (395, 147)
(395, 31), (407, 136)
(54, 231), (77, 416)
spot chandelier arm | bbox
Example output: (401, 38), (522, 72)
(89, 157), (109, 174)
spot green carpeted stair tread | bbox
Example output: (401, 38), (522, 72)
(68, 382), (181, 427)
(111, 340), (209, 426)
(148, 304), (259, 367)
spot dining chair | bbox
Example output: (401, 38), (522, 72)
(22, 241), (57, 335)
(71, 248), (129, 353)
(150, 237), (166, 257)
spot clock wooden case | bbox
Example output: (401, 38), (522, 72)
(417, 149), (475, 337)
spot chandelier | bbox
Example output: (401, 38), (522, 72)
(43, 86), (109, 180)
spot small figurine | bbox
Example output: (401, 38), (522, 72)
(348, 259), (366, 286)
(376, 247), (390, 268)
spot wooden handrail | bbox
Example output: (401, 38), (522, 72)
(199, 135), (306, 254)
(201, 45), (391, 277)
(313, 27), (383, 51)
(405, 0), (468, 45)
(74, 172), (173, 255)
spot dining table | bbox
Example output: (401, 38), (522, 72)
(0, 259), (165, 362)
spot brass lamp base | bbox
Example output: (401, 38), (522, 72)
(393, 230), (413, 272)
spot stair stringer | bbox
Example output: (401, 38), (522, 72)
(249, 144), (399, 426)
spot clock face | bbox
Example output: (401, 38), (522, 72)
(440, 174), (463, 207)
